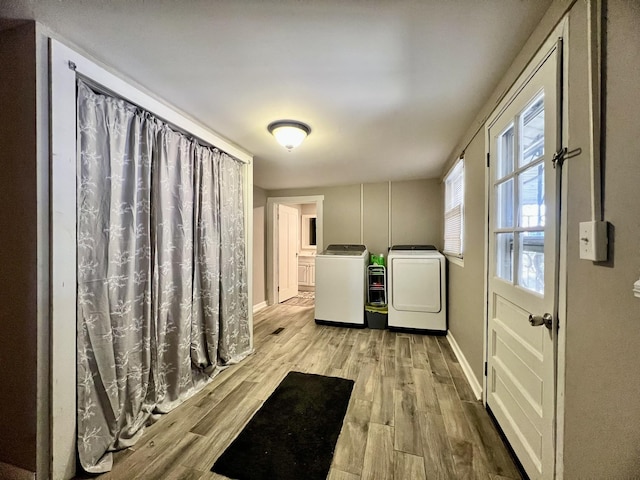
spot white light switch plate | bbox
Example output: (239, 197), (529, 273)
(579, 221), (608, 261)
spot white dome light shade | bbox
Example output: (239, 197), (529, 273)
(268, 120), (311, 151)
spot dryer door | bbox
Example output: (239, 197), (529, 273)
(391, 257), (441, 313)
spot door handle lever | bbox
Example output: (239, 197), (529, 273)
(529, 313), (553, 330)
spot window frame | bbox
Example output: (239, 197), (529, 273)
(443, 158), (465, 259)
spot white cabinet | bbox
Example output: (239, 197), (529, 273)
(304, 263), (314, 285)
(298, 255), (316, 286)
(298, 264), (307, 284)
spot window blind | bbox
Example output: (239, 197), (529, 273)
(444, 159), (464, 257)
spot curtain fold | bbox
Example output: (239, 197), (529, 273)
(76, 81), (251, 473)
(218, 156), (251, 363)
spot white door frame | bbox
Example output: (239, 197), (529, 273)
(266, 195), (324, 306)
(482, 18), (569, 479)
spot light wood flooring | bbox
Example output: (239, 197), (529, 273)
(80, 303), (521, 480)
(280, 294), (315, 307)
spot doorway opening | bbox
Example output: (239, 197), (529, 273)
(266, 196), (324, 307)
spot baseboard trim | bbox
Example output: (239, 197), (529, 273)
(253, 301), (268, 313)
(447, 332), (483, 400)
(0, 462), (35, 480)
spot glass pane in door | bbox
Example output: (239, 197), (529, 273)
(518, 163), (545, 227)
(496, 233), (514, 282)
(496, 179), (514, 228)
(518, 231), (544, 294)
(520, 94), (544, 167)
(498, 123), (515, 179)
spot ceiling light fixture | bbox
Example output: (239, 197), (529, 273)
(268, 120), (311, 151)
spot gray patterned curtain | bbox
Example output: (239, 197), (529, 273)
(76, 80), (250, 473)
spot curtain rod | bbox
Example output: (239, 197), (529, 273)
(74, 71), (248, 165)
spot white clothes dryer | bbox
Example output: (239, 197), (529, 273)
(387, 245), (447, 333)
(315, 244), (368, 327)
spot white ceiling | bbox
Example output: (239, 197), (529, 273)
(1, 0), (553, 190)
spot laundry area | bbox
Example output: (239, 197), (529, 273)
(263, 179), (447, 334)
(315, 243), (447, 335)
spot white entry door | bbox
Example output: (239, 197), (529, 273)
(278, 204), (299, 302)
(487, 42), (560, 479)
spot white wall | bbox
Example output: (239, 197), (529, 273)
(269, 178), (443, 254)
(561, 0), (640, 476)
(268, 184), (362, 246)
(252, 186), (268, 306)
(390, 178), (442, 249)
(362, 183), (389, 255)
(253, 206), (266, 305)
(301, 203), (317, 216)
(446, 132), (486, 382)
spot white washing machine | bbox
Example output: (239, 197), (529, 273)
(388, 245), (447, 333)
(315, 244), (368, 327)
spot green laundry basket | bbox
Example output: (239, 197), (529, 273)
(370, 253), (385, 266)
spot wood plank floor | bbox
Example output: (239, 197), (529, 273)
(79, 304), (521, 480)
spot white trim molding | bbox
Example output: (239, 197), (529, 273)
(446, 255), (464, 268)
(50, 38), (80, 480)
(253, 301), (268, 313)
(447, 332), (483, 400)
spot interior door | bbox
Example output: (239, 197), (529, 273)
(487, 43), (560, 479)
(278, 204), (299, 302)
